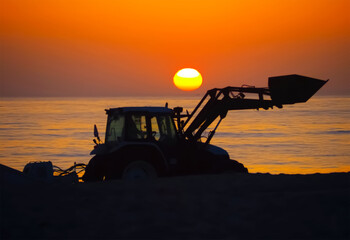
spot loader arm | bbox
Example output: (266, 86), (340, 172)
(182, 74), (328, 143)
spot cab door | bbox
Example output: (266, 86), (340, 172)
(149, 114), (179, 168)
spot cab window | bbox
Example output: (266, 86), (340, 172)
(106, 114), (125, 143)
(151, 116), (160, 141)
(126, 114), (148, 140)
(150, 115), (177, 144)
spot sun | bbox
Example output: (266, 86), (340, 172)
(173, 68), (203, 91)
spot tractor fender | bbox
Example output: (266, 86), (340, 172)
(109, 142), (169, 176)
(205, 144), (230, 158)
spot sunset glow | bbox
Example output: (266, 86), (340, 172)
(173, 68), (203, 91)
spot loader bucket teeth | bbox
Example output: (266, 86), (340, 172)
(268, 74), (328, 104)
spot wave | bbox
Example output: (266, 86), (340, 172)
(321, 130), (350, 135)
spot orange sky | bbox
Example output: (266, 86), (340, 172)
(1, 0), (349, 96)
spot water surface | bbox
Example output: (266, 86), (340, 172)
(0, 96), (349, 174)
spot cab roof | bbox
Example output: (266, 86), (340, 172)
(105, 107), (173, 115)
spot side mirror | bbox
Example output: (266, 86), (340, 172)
(94, 124), (101, 143)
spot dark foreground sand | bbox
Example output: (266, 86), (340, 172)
(1, 171), (349, 239)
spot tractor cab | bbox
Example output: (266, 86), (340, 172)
(104, 107), (177, 145)
(92, 107), (178, 155)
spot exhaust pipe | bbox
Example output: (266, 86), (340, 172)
(268, 74), (328, 104)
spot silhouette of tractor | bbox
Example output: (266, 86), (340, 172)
(83, 75), (327, 181)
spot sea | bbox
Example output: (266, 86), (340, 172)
(0, 96), (349, 174)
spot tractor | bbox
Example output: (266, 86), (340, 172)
(82, 74), (327, 181)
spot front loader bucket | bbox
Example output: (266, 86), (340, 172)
(268, 74), (328, 104)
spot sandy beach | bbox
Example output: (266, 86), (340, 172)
(1, 171), (349, 239)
